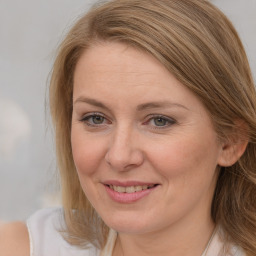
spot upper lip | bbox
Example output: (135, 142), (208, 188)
(102, 180), (159, 187)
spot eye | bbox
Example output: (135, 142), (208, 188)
(90, 115), (105, 124)
(80, 113), (109, 126)
(145, 115), (176, 128)
(152, 117), (169, 126)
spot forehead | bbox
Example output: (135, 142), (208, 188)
(75, 42), (168, 78)
(73, 41), (208, 114)
(74, 41), (181, 93)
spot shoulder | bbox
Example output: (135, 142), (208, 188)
(0, 221), (30, 256)
(27, 207), (64, 255)
(27, 207), (100, 256)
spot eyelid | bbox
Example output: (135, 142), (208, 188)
(79, 112), (111, 126)
(79, 112), (176, 129)
(144, 114), (176, 128)
(80, 112), (105, 121)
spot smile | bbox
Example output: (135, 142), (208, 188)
(104, 183), (159, 203)
(108, 184), (156, 193)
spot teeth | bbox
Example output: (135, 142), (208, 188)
(125, 186), (136, 193)
(114, 186), (126, 193)
(111, 185), (154, 193)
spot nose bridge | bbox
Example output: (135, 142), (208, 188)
(113, 123), (132, 149)
(105, 123), (143, 170)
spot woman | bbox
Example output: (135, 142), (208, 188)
(1, 0), (256, 255)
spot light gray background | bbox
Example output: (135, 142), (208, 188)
(0, 0), (255, 221)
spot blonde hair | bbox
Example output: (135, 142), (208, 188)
(49, 0), (256, 254)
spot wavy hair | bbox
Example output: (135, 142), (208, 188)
(49, 0), (256, 254)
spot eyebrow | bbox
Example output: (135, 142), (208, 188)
(74, 97), (111, 112)
(74, 97), (188, 111)
(136, 102), (188, 111)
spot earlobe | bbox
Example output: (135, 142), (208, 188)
(217, 122), (249, 167)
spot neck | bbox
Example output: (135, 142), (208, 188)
(112, 215), (215, 256)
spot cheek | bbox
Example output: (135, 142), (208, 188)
(148, 134), (220, 182)
(149, 137), (220, 216)
(71, 130), (105, 177)
(71, 131), (106, 206)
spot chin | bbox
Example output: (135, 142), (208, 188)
(101, 213), (158, 234)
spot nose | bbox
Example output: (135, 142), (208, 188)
(105, 126), (144, 171)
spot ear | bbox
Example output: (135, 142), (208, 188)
(217, 121), (249, 167)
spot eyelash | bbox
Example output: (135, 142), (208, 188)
(80, 112), (109, 127)
(144, 115), (176, 129)
(79, 113), (176, 129)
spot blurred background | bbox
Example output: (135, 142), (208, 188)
(0, 0), (255, 221)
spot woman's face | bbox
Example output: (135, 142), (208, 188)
(71, 42), (225, 235)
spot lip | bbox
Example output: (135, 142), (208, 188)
(103, 180), (157, 187)
(103, 180), (159, 204)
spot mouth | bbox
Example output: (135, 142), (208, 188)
(102, 180), (160, 203)
(105, 184), (158, 193)
(103, 182), (159, 203)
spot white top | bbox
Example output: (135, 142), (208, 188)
(26, 208), (245, 256)
(26, 208), (102, 256)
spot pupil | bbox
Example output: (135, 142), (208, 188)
(93, 116), (104, 124)
(154, 118), (166, 126)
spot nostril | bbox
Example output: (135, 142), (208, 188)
(105, 147), (144, 171)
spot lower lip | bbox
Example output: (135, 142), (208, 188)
(104, 185), (157, 203)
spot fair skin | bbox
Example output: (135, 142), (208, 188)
(71, 41), (244, 256)
(0, 41), (246, 256)
(0, 222), (29, 256)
